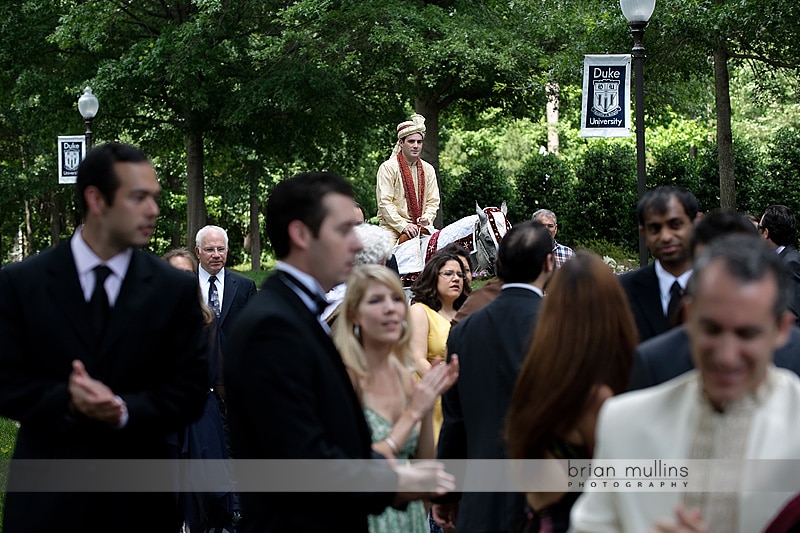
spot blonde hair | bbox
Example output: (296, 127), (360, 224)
(333, 264), (412, 381)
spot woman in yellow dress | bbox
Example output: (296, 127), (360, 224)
(407, 251), (469, 441)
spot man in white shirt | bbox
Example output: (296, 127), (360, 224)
(0, 143), (208, 532)
(570, 234), (800, 533)
(195, 224), (257, 343)
(376, 113), (440, 242)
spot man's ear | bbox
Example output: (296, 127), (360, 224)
(84, 186), (107, 217)
(287, 219), (312, 251)
(545, 253), (555, 273)
(774, 310), (795, 350)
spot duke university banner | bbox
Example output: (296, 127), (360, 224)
(57, 135), (87, 184)
(580, 55), (631, 138)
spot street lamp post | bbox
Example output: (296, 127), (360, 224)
(620, 0), (655, 267)
(77, 87), (99, 151)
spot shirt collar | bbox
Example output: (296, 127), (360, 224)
(655, 260), (692, 298)
(501, 283), (544, 298)
(199, 266), (225, 284)
(71, 226), (133, 281)
(276, 262), (327, 300)
(696, 365), (776, 414)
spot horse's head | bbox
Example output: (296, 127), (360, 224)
(473, 201), (511, 275)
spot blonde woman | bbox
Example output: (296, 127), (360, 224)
(334, 264), (459, 533)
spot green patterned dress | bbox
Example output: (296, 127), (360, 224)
(364, 407), (428, 533)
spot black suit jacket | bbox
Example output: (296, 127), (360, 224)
(628, 324), (800, 391)
(223, 273), (397, 533)
(0, 241), (209, 533)
(218, 268), (257, 342)
(437, 287), (541, 532)
(619, 264), (669, 343)
(780, 245), (800, 326)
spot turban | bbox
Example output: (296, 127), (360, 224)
(391, 114), (426, 155)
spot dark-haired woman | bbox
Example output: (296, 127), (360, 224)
(505, 251), (637, 533)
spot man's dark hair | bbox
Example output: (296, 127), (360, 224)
(637, 186), (699, 226)
(354, 201), (367, 222)
(688, 234), (791, 320)
(690, 209), (759, 258)
(761, 205), (798, 247)
(441, 242), (475, 272)
(495, 220), (553, 283)
(76, 143), (149, 216)
(266, 171), (354, 259)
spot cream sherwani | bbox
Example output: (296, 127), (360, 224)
(569, 367), (800, 533)
(376, 156), (440, 240)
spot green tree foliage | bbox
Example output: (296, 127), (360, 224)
(568, 143), (639, 251)
(760, 126), (800, 217)
(441, 158), (515, 225)
(514, 153), (574, 223)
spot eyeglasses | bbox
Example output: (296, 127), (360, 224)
(438, 270), (465, 279)
(202, 247), (227, 254)
(543, 223), (556, 229)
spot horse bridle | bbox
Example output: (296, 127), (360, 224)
(473, 207), (511, 273)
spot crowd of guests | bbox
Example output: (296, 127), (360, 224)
(5, 140), (800, 533)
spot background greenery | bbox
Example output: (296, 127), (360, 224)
(1, 0), (799, 268)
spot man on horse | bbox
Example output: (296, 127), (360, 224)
(376, 113), (440, 243)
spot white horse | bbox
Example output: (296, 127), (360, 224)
(393, 202), (511, 286)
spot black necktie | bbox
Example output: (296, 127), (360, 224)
(90, 265), (112, 338)
(667, 280), (685, 327)
(208, 275), (221, 318)
(280, 272), (328, 317)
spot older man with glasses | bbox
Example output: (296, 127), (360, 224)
(532, 208), (574, 268)
(195, 225), (258, 345)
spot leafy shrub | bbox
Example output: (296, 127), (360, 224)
(441, 158), (516, 224)
(761, 126), (800, 217)
(566, 143), (639, 251)
(514, 153), (574, 224)
(575, 238), (639, 274)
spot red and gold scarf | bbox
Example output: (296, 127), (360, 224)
(397, 152), (425, 223)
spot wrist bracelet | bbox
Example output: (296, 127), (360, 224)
(384, 435), (399, 455)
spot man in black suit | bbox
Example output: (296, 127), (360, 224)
(224, 171), (454, 533)
(433, 220), (555, 533)
(194, 224), (257, 343)
(760, 205), (800, 325)
(628, 209), (800, 390)
(0, 143), (209, 533)
(619, 186), (699, 342)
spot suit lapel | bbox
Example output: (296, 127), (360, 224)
(635, 265), (667, 336)
(46, 243), (97, 353)
(269, 275), (373, 445)
(219, 268), (237, 326)
(98, 251), (154, 357)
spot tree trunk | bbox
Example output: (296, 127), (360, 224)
(49, 190), (61, 246)
(414, 96), (442, 227)
(546, 82), (560, 154)
(164, 172), (184, 249)
(714, 38), (736, 210)
(249, 164), (261, 271)
(185, 130), (207, 246)
(23, 199), (32, 256)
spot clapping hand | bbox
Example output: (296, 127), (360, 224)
(408, 355), (459, 419)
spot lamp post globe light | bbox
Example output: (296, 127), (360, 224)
(77, 87), (99, 151)
(620, 0), (655, 268)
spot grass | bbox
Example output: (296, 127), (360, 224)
(0, 417), (18, 529)
(235, 268), (271, 288)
